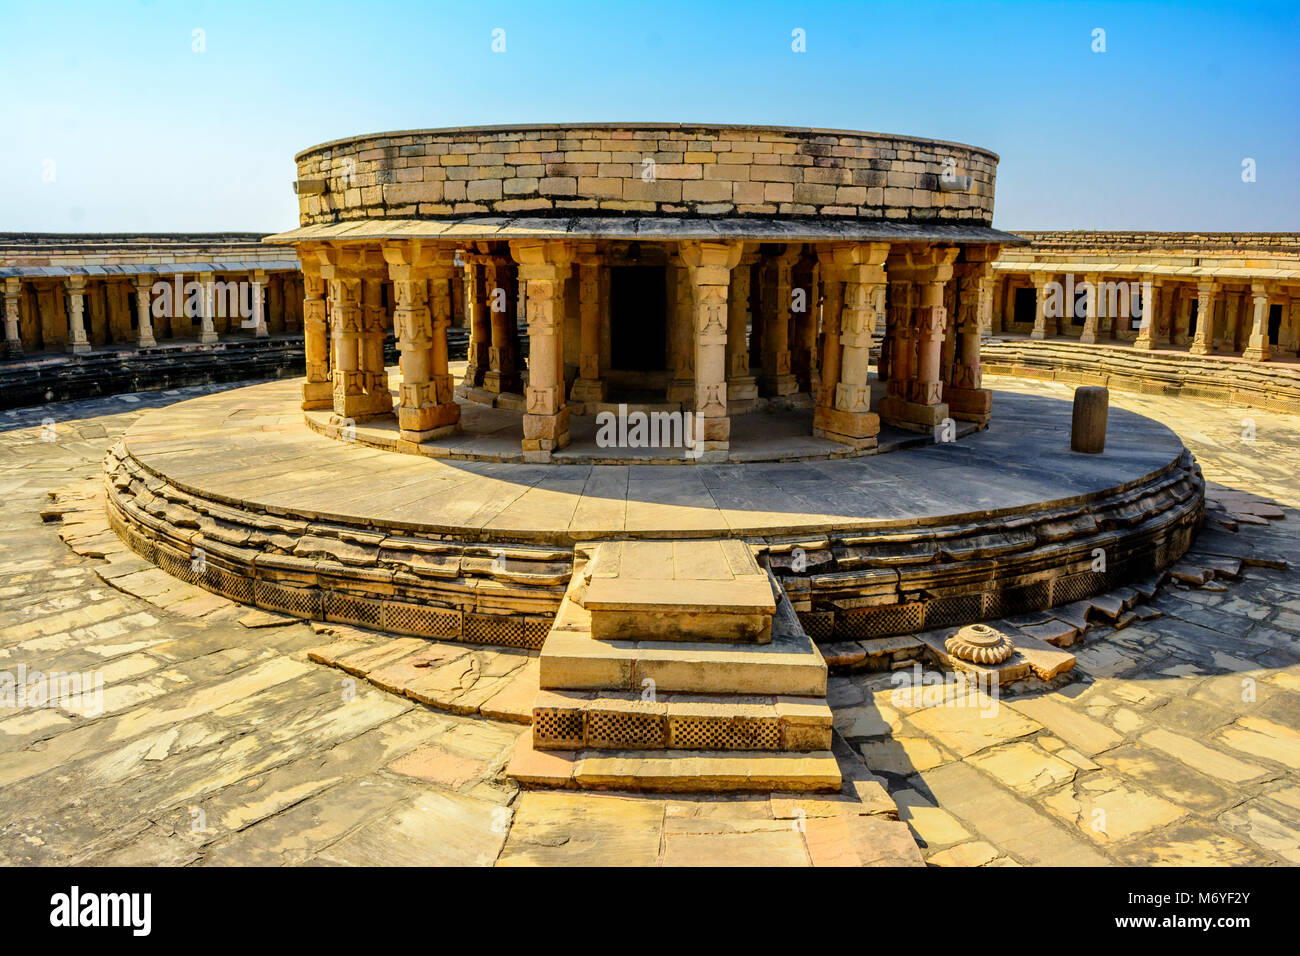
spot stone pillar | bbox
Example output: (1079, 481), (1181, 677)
(65, 276), (91, 354)
(1223, 290), (1243, 352)
(1132, 280), (1160, 350)
(483, 256), (522, 394)
(512, 240), (572, 461)
(758, 244), (800, 397)
(384, 240), (459, 442)
(249, 270), (269, 336)
(1029, 271), (1053, 340)
(300, 251), (331, 410)
(791, 249), (818, 393)
(1174, 287), (1193, 346)
(667, 252), (695, 405)
(3, 278), (23, 356)
(879, 246), (956, 432)
(947, 248), (997, 423)
(1080, 272), (1101, 344)
(569, 246), (607, 406)
(360, 278), (392, 413)
(193, 274), (218, 344)
(1243, 283), (1272, 362)
(461, 260), (489, 389)
(131, 276), (156, 349)
(320, 245), (390, 421)
(814, 242), (888, 449)
(1189, 282), (1218, 355)
(681, 240), (741, 462)
(726, 250), (758, 411)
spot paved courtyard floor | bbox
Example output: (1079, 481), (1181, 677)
(1, 373), (1297, 866)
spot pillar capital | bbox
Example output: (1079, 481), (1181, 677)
(382, 239), (458, 280)
(679, 239), (743, 271)
(509, 238), (573, 276)
(316, 243), (387, 281)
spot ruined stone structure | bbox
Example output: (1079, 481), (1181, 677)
(103, 126), (1209, 793)
(0, 234), (304, 355)
(268, 123), (1020, 459)
(989, 231), (1300, 357)
(984, 232), (1300, 412)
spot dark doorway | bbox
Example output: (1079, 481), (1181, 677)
(610, 266), (667, 370)
(1268, 303), (1283, 347)
(1013, 286), (1036, 326)
(1188, 299), (1199, 339)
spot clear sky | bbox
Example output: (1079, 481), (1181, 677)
(2, 0), (1296, 233)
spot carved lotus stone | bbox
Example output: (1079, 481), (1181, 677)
(945, 623), (1015, 664)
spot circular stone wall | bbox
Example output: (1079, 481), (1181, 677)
(291, 123), (998, 226)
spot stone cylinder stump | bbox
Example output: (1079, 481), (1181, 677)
(1071, 385), (1109, 454)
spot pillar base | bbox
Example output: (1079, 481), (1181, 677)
(1131, 336), (1155, 351)
(198, 332), (218, 345)
(727, 376), (758, 414)
(667, 379), (695, 405)
(399, 401), (460, 435)
(461, 362), (483, 389)
(68, 342), (91, 355)
(523, 408), (571, 459)
(3, 342), (23, 358)
(136, 336), (156, 350)
(1189, 341), (1213, 356)
(1243, 346), (1271, 362)
(482, 370), (522, 394)
(944, 386), (993, 424)
(1079, 331), (1098, 344)
(877, 396), (949, 433)
(399, 423), (461, 444)
(812, 406), (880, 450)
(569, 378), (607, 404)
(759, 373), (798, 397)
(1029, 328), (1048, 341)
(301, 381), (333, 410)
(334, 393), (392, 422)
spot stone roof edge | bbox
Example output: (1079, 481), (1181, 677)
(294, 123), (1001, 164)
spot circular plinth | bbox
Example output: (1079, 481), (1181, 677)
(104, 378), (1203, 648)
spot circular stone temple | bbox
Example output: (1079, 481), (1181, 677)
(267, 123), (1023, 462)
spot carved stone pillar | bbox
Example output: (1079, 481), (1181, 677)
(384, 241), (459, 442)
(791, 249), (818, 393)
(130, 276), (156, 349)
(1132, 280), (1160, 350)
(1243, 283), (1272, 362)
(569, 246), (607, 406)
(483, 256), (522, 394)
(320, 245), (390, 421)
(4, 278), (24, 356)
(1223, 290), (1243, 352)
(666, 252), (695, 405)
(879, 246), (955, 432)
(726, 251), (758, 410)
(1030, 271), (1053, 340)
(814, 242), (888, 449)
(66, 276), (91, 354)
(947, 247), (997, 423)
(249, 270), (269, 337)
(460, 260), (489, 389)
(758, 244), (800, 397)
(512, 240), (572, 460)
(1189, 282), (1219, 355)
(300, 252), (331, 409)
(681, 240), (741, 462)
(1079, 272), (1101, 344)
(194, 274), (218, 344)
(1174, 287), (1193, 346)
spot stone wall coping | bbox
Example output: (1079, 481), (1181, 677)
(294, 122), (1001, 163)
(1006, 230), (1300, 252)
(0, 260), (301, 279)
(266, 216), (1024, 246)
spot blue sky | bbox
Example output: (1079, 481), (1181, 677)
(2, 0), (1296, 232)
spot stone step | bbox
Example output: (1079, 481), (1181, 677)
(581, 539), (776, 643)
(531, 689), (832, 752)
(507, 735), (842, 793)
(540, 625), (827, 697)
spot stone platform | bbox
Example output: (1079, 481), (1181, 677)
(104, 376), (1204, 652)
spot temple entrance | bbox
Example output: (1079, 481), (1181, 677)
(610, 265), (667, 372)
(1013, 285), (1036, 326)
(1268, 303), (1283, 347)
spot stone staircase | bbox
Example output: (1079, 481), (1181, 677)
(506, 539), (842, 793)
